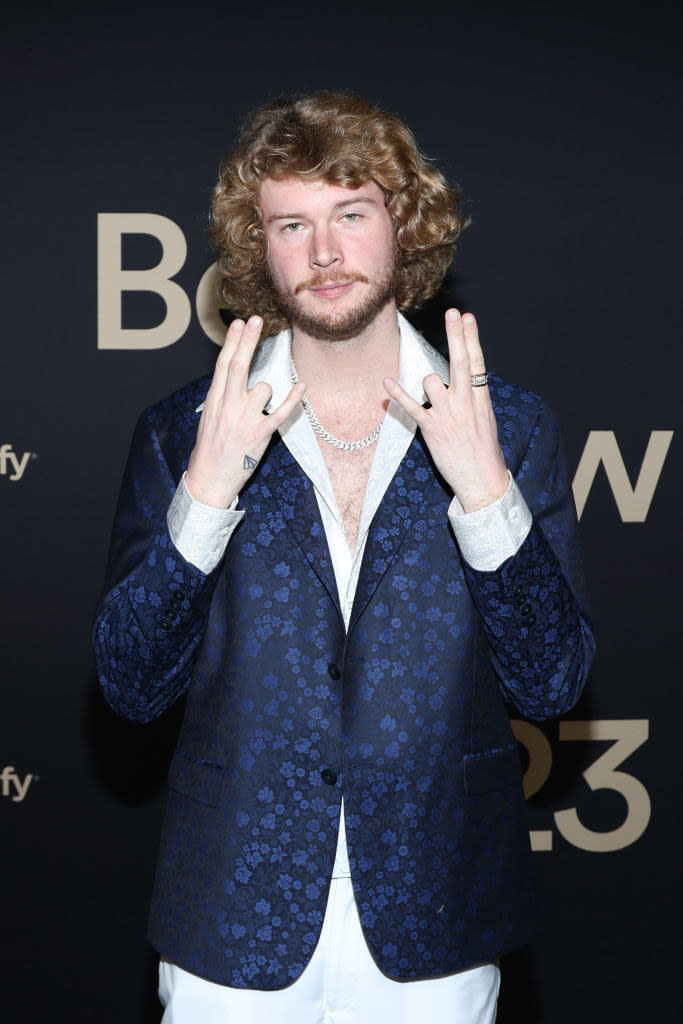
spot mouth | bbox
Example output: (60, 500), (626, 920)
(295, 272), (369, 299)
(307, 281), (356, 300)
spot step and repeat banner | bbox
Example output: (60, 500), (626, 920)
(2, 3), (679, 1022)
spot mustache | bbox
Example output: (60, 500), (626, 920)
(294, 271), (370, 294)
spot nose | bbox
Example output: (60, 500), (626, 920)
(310, 223), (340, 269)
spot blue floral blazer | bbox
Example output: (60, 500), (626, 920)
(94, 367), (595, 989)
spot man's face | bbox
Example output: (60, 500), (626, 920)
(259, 176), (398, 341)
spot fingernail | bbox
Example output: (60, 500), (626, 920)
(250, 316), (262, 328)
(447, 309), (460, 323)
(462, 313), (475, 325)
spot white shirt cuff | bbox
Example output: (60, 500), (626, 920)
(166, 474), (244, 574)
(448, 472), (532, 571)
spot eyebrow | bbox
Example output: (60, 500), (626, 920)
(265, 196), (378, 224)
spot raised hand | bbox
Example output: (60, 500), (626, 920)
(384, 309), (509, 512)
(185, 315), (306, 508)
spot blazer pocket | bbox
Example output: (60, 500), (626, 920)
(463, 743), (522, 797)
(168, 751), (224, 807)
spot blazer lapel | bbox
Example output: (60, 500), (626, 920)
(258, 436), (343, 620)
(349, 431), (449, 632)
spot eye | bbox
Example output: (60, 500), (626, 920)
(282, 222), (302, 233)
(341, 212), (361, 222)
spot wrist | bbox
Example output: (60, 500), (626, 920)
(457, 469), (510, 514)
(184, 470), (237, 510)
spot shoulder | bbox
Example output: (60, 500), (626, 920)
(140, 374), (212, 438)
(130, 375), (211, 478)
(486, 370), (545, 419)
(486, 371), (561, 468)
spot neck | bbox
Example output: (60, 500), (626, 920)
(291, 301), (401, 401)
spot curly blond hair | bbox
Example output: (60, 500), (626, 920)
(209, 91), (468, 337)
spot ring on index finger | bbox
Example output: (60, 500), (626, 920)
(471, 372), (488, 388)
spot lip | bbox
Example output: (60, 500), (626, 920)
(308, 281), (354, 299)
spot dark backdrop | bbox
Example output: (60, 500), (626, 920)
(2, 2), (680, 1021)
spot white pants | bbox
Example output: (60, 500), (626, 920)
(159, 876), (500, 1024)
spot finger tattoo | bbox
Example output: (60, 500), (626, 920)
(243, 454), (258, 470)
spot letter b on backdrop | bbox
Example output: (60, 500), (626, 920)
(97, 213), (227, 349)
(97, 213), (191, 349)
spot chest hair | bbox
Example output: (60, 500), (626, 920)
(320, 443), (376, 554)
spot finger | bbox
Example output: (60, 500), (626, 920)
(225, 315), (263, 401)
(383, 376), (428, 427)
(462, 313), (486, 376)
(445, 309), (471, 397)
(216, 318), (246, 373)
(264, 380), (307, 432)
(246, 379), (274, 412)
(422, 372), (447, 407)
(204, 319), (245, 414)
(462, 312), (493, 413)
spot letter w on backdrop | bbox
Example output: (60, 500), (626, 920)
(572, 430), (673, 521)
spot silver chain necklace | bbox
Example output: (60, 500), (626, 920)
(290, 349), (383, 452)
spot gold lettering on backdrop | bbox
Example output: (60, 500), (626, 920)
(572, 430), (673, 521)
(511, 720), (554, 851)
(554, 720), (651, 852)
(97, 214), (191, 350)
(511, 720), (554, 800)
(511, 719), (651, 853)
(195, 263), (229, 346)
(0, 445), (33, 482)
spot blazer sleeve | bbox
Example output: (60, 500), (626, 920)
(93, 409), (219, 723)
(462, 399), (596, 721)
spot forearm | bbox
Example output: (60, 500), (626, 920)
(94, 466), (245, 721)
(93, 521), (217, 722)
(461, 521), (595, 720)
(449, 408), (596, 719)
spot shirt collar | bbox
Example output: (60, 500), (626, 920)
(246, 310), (449, 407)
(195, 310), (449, 414)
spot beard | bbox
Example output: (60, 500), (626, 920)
(268, 252), (399, 342)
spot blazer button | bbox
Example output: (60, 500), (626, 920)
(520, 602), (532, 616)
(321, 768), (337, 785)
(512, 583), (523, 597)
(327, 663), (341, 680)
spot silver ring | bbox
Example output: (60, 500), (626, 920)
(471, 372), (488, 388)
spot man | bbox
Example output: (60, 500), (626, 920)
(95, 91), (595, 1022)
